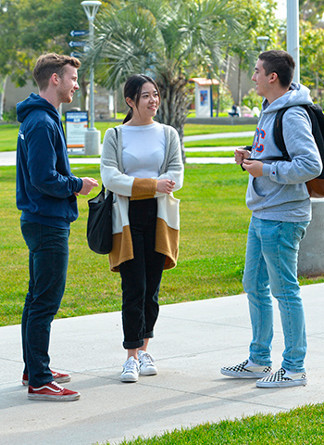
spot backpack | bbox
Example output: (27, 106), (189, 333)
(273, 104), (324, 198)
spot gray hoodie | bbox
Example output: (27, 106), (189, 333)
(246, 82), (322, 221)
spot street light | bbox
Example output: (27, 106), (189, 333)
(81, 0), (101, 155)
(287, 0), (300, 83)
(257, 36), (270, 52)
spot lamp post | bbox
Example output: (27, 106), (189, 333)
(257, 36), (270, 52)
(287, 0), (300, 83)
(81, 0), (101, 155)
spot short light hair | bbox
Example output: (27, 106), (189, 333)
(33, 53), (81, 90)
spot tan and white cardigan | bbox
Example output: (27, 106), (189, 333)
(100, 124), (184, 272)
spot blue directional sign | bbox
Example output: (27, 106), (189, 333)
(70, 30), (89, 37)
(70, 52), (83, 58)
(69, 41), (87, 47)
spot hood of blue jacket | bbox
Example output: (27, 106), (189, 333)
(17, 92), (61, 124)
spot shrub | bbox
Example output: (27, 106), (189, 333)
(242, 88), (262, 110)
(2, 107), (17, 123)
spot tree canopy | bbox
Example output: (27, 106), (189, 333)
(0, 0), (323, 120)
(299, 0), (324, 23)
(300, 20), (324, 101)
(0, 0), (109, 86)
(86, 0), (246, 149)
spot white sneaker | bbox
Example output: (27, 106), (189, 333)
(120, 357), (139, 383)
(138, 350), (157, 376)
(256, 368), (307, 388)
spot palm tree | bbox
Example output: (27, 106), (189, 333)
(86, 0), (242, 157)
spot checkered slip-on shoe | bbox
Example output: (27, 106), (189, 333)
(221, 359), (272, 379)
(256, 367), (307, 388)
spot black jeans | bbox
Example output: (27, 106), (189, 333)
(119, 199), (166, 349)
(20, 221), (70, 387)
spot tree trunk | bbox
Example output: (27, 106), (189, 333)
(0, 75), (8, 121)
(224, 52), (231, 85)
(80, 76), (88, 112)
(156, 73), (191, 163)
(237, 55), (242, 106)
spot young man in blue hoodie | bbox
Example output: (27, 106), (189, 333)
(221, 50), (322, 388)
(16, 53), (98, 401)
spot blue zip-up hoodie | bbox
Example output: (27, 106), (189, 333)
(246, 83), (322, 222)
(16, 93), (83, 228)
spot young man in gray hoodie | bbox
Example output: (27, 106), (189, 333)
(221, 50), (322, 388)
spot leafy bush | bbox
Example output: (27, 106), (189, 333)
(242, 88), (262, 110)
(2, 107), (17, 123)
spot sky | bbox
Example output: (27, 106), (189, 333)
(276, 0), (287, 20)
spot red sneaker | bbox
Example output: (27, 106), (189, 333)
(28, 381), (80, 401)
(22, 369), (71, 386)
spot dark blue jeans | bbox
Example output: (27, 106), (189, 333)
(119, 199), (166, 350)
(20, 221), (70, 387)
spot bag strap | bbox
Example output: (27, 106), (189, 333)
(273, 104), (323, 163)
(101, 127), (118, 192)
(273, 107), (291, 161)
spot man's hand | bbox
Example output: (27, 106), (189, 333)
(241, 160), (264, 177)
(235, 148), (251, 165)
(78, 178), (99, 195)
(157, 179), (175, 194)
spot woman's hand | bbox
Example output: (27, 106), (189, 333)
(157, 179), (175, 194)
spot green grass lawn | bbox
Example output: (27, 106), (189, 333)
(0, 122), (256, 152)
(0, 164), (251, 326)
(99, 403), (324, 445)
(0, 123), (20, 151)
(186, 151), (235, 157)
(1, 163), (324, 327)
(184, 137), (253, 148)
(182, 123), (256, 136)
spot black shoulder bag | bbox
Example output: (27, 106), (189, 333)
(86, 128), (117, 254)
(87, 185), (113, 254)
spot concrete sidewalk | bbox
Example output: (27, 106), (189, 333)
(0, 150), (236, 166)
(0, 130), (249, 166)
(1, 283), (324, 445)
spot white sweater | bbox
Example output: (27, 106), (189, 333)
(121, 122), (165, 178)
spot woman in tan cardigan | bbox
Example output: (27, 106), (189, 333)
(101, 74), (183, 383)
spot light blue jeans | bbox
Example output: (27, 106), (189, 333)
(243, 216), (309, 373)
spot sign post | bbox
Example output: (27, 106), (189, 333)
(81, 1), (102, 155)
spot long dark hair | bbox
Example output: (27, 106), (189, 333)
(123, 74), (160, 124)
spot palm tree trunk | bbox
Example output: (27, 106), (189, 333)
(156, 73), (191, 163)
(0, 75), (8, 121)
(237, 55), (242, 106)
(80, 76), (88, 112)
